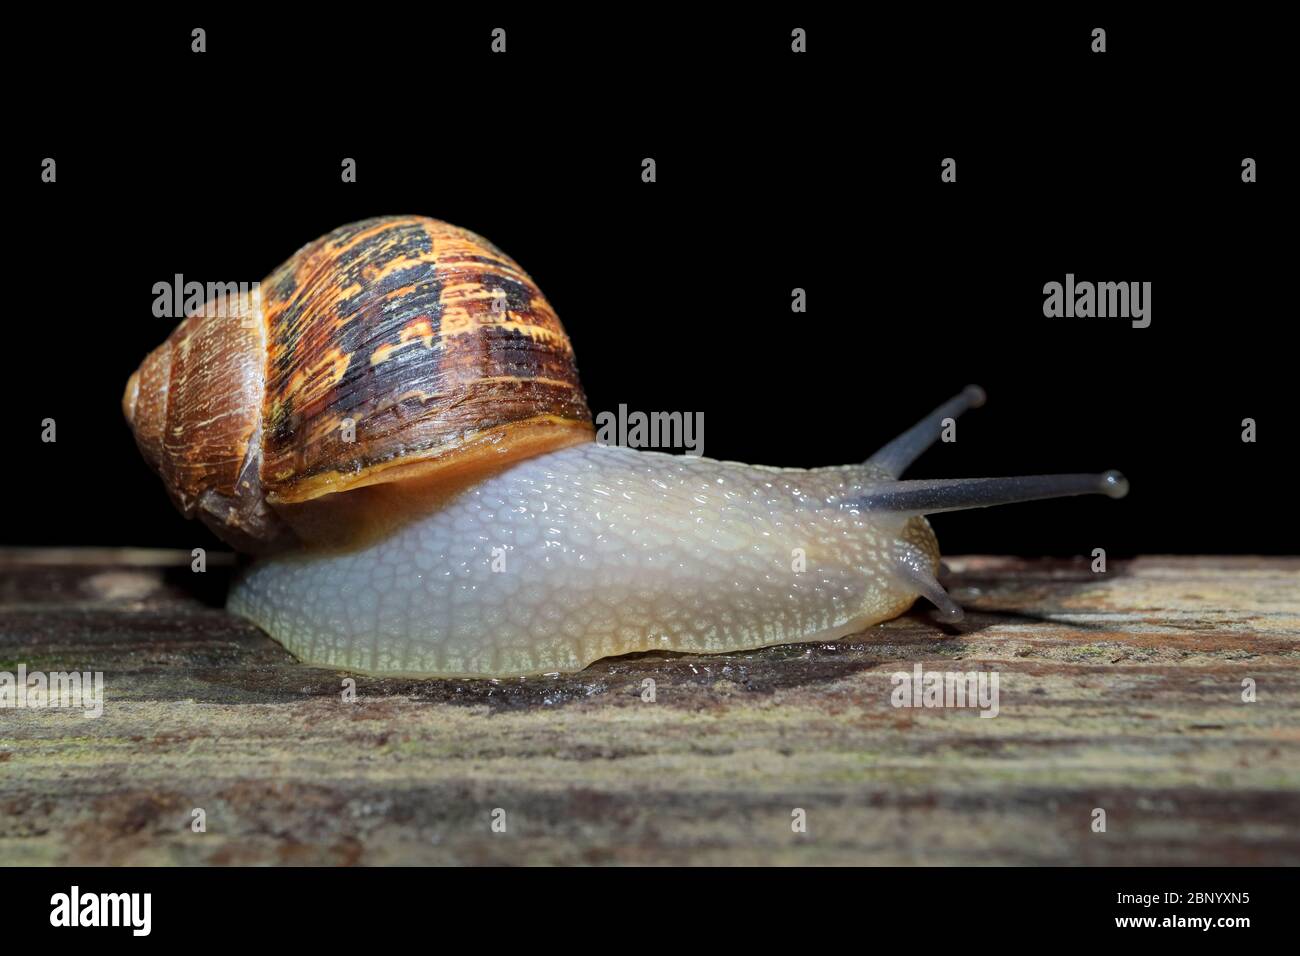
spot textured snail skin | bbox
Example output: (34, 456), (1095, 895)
(228, 443), (938, 678)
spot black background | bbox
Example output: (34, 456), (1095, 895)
(8, 11), (1288, 556)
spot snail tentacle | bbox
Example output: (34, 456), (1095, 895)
(844, 471), (1130, 517)
(867, 384), (987, 477)
(891, 544), (964, 621)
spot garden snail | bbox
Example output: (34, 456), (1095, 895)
(125, 215), (1129, 677)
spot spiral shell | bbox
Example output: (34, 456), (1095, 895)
(124, 216), (593, 549)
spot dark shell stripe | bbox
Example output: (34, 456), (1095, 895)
(258, 216), (592, 502)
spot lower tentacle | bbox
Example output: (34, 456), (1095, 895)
(892, 544), (964, 621)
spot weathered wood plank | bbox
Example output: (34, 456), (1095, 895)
(1, 550), (1297, 865)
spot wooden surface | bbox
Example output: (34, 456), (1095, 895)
(1, 549), (1297, 865)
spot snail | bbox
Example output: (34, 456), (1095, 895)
(124, 216), (1129, 678)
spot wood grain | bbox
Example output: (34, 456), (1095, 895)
(1, 550), (1297, 865)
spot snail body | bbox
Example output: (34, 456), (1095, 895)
(228, 443), (939, 677)
(127, 216), (1128, 677)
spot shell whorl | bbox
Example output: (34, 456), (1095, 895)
(122, 287), (291, 550)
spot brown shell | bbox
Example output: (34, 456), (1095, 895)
(125, 216), (594, 550)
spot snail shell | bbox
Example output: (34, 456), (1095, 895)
(126, 217), (1127, 677)
(124, 216), (592, 552)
